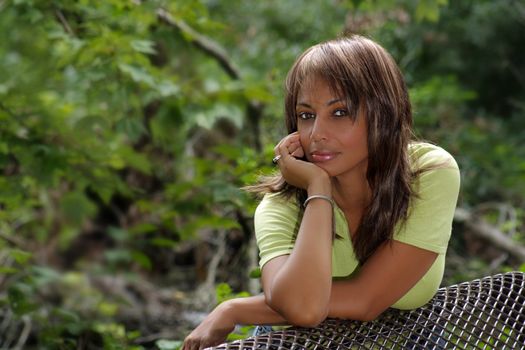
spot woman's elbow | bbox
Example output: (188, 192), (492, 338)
(286, 308), (327, 328)
(265, 293), (327, 327)
(355, 309), (381, 322)
(358, 301), (389, 322)
(348, 298), (384, 322)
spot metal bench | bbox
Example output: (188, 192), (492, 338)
(212, 271), (525, 349)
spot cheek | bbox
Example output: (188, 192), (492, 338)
(297, 124), (308, 141)
(349, 133), (368, 155)
(340, 131), (367, 153)
(298, 131), (309, 147)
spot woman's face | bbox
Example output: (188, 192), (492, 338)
(296, 77), (368, 179)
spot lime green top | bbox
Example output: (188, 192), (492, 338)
(254, 142), (460, 310)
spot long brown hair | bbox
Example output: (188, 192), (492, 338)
(248, 35), (416, 264)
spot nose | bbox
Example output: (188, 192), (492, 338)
(310, 116), (329, 141)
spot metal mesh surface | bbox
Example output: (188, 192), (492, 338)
(212, 271), (525, 349)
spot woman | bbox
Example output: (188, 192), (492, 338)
(182, 35), (460, 350)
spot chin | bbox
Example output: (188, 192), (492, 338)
(313, 163), (336, 176)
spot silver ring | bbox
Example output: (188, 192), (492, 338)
(272, 155), (282, 164)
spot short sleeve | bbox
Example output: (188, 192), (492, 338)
(254, 193), (301, 268)
(394, 146), (460, 254)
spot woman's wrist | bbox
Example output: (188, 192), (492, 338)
(307, 174), (332, 197)
(304, 194), (334, 208)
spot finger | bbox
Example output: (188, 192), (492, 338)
(281, 137), (302, 158)
(277, 141), (293, 161)
(287, 140), (304, 157)
(274, 132), (300, 155)
(200, 340), (213, 350)
(276, 152), (296, 172)
(273, 142), (288, 165)
(291, 146), (305, 158)
(187, 339), (200, 350)
(183, 339), (194, 350)
(285, 133), (301, 147)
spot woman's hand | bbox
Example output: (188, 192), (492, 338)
(274, 132), (330, 193)
(182, 301), (236, 350)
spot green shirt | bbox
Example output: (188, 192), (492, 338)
(254, 142), (460, 310)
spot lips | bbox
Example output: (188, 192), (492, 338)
(310, 151), (338, 162)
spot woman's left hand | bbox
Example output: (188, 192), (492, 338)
(182, 301), (236, 350)
(274, 132), (330, 192)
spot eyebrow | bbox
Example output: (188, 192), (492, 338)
(296, 98), (344, 108)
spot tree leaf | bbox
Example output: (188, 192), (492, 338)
(10, 249), (32, 264)
(130, 39), (157, 55)
(156, 339), (182, 350)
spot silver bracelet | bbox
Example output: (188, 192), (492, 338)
(303, 194), (334, 208)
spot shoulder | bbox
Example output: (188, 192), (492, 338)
(254, 193), (301, 229)
(409, 142), (460, 194)
(256, 193), (300, 215)
(409, 142), (459, 171)
(254, 193), (302, 267)
(395, 143), (461, 253)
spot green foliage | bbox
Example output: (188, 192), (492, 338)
(415, 0), (448, 22)
(249, 267), (262, 279)
(156, 339), (182, 350)
(215, 283), (250, 305)
(226, 325), (256, 342)
(0, 258), (146, 348)
(369, 0), (525, 207)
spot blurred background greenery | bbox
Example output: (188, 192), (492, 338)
(1, 0), (524, 348)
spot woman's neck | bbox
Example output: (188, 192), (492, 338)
(331, 173), (371, 212)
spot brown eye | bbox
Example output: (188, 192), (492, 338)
(298, 112), (315, 120)
(333, 109), (348, 117)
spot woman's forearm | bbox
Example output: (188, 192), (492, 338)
(264, 180), (334, 325)
(182, 295), (286, 350)
(227, 295), (287, 325)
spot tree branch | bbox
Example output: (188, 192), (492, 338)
(14, 316), (31, 350)
(194, 229), (227, 310)
(54, 9), (74, 36)
(156, 7), (263, 151)
(0, 102), (17, 118)
(0, 231), (27, 249)
(454, 207), (525, 262)
(156, 8), (241, 80)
